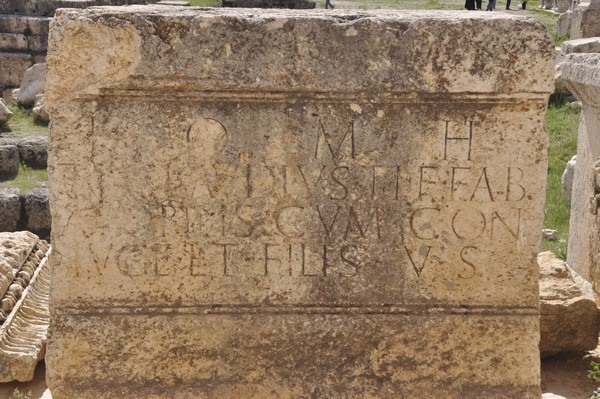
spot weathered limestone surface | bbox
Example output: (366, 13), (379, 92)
(46, 7), (554, 399)
(538, 252), (599, 357)
(17, 63), (46, 107)
(0, 144), (20, 177)
(0, 53), (33, 88)
(0, 15), (50, 90)
(0, 98), (12, 124)
(18, 135), (48, 168)
(0, 190), (21, 232)
(569, 0), (600, 39)
(0, 233), (50, 382)
(562, 37), (600, 54)
(24, 188), (50, 234)
(223, 0), (316, 8)
(32, 94), (49, 123)
(559, 47), (600, 289)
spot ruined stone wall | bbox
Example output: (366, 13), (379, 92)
(0, 0), (156, 16)
(0, 0), (157, 90)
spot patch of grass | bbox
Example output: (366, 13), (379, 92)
(187, 0), (221, 6)
(0, 102), (47, 136)
(526, 6), (560, 40)
(542, 102), (580, 257)
(0, 163), (48, 193)
(10, 388), (31, 399)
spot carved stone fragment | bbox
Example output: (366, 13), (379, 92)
(0, 232), (50, 382)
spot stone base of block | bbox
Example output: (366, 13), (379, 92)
(47, 311), (540, 399)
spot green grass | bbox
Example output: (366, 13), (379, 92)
(187, 0), (221, 5)
(542, 101), (580, 258)
(0, 102), (48, 193)
(0, 102), (47, 137)
(10, 388), (31, 399)
(0, 163), (48, 193)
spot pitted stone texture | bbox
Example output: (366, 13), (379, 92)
(562, 37), (600, 54)
(0, 53), (33, 88)
(17, 63), (46, 107)
(0, 15), (50, 37)
(18, 135), (48, 168)
(32, 94), (49, 124)
(560, 53), (600, 285)
(569, 0), (600, 39)
(0, 145), (19, 178)
(46, 8), (554, 399)
(0, 237), (50, 382)
(24, 188), (50, 235)
(0, 190), (20, 232)
(0, 98), (12, 125)
(539, 252), (599, 357)
(556, 11), (571, 37)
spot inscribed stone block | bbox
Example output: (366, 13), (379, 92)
(46, 7), (554, 399)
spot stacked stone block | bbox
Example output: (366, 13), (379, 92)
(0, 0), (157, 91)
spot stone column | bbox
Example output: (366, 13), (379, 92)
(45, 7), (554, 398)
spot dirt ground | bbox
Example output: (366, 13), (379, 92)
(542, 352), (599, 399)
(0, 355), (596, 399)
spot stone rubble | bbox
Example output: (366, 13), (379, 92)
(539, 251), (599, 357)
(0, 145), (20, 178)
(0, 98), (12, 124)
(16, 63), (46, 107)
(17, 135), (48, 169)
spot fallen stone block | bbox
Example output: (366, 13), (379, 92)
(23, 188), (50, 236)
(0, 98), (12, 125)
(18, 135), (47, 168)
(32, 94), (49, 125)
(539, 251), (599, 357)
(0, 15), (51, 37)
(0, 33), (28, 52)
(16, 63), (46, 107)
(0, 53), (32, 89)
(562, 37), (600, 54)
(0, 190), (20, 232)
(0, 145), (19, 178)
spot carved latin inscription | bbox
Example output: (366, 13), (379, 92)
(103, 116), (528, 282)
